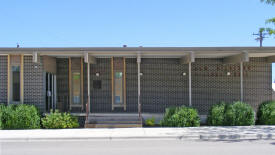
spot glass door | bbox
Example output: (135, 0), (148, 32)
(46, 72), (57, 112)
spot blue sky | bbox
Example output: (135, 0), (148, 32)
(0, 0), (275, 80)
(0, 0), (274, 47)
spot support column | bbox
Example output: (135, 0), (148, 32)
(240, 62), (243, 102)
(137, 54), (141, 118)
(188, 62), (192, 107)
(84, 53), (92, 114)
(87, 61), (90, 113)
(181, 52), (194, 107)
(223, 51), (249, 102)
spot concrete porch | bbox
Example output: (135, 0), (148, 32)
(84, 113), (143, 128)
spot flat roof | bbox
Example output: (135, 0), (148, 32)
(1, 47), (275, 58)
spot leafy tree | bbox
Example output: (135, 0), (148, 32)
(261, 0), (275, 5)
(260, 0), (275, 35)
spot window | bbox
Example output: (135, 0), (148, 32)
(9, 55), (22, 103)
(12, 66), (20, 102)
(114, 71), (123, 104)
(70, 58), (83, 107)
(72, 72), (81, 105)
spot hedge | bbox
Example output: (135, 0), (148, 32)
(160, 106), (200, 127)
(207, 101), (255, 126)
(0, 104), (40, 129)
(42, 110), (79, 129)
(257, 101), (275, 125)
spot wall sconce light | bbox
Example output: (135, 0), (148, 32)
(182, 72), (186, 76)
(227, 72), (231, 76)
(96, 72), (100, 77)
(140, 73), (143, 76)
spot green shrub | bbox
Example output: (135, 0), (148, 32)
(42, 110), (79, 129)
(223, 103), (236, 126)
(161, 106), (200, 127)
(257, 101), (275, 125)
(207, 102), (226, 126)
(13, 104), (41, 129)
(160, 107), (177, 126)
(0, 104), (40, 129)
(232, 101), (255, 126)
(207, 101), (255, 126)
(145, 117), (155, 127)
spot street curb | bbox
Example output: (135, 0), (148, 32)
(1, 126), (275, 142)
(1, 134), (274, 142)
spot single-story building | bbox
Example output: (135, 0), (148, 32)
(0, 47), (274, 127)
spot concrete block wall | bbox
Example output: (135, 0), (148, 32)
(80, 57), (272, 114)
(243, 57), (272, 110)
(23, 56), (45, 112)
(192, 58), (242, 114)
(0, 56), (7, 104)
(56, 58), (69, 112)
(140, 58), (189, 113)
(1, 56), (273, 115)
(0, 56), (45, 111)
(89, 58), (112, 112)
(139, 58), (271, 114)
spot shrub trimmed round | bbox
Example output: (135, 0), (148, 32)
(223, 103), (236, 126)
(207, 101), (255, 126)
(231, 101), (255, 126)
(257, 100), (275, 125)
(207, 102), (226, 126)
(160, 106), (200, 127)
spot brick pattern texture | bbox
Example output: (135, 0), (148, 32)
(140, 58), (189, 113)
(84, 57), (271, 114)
(1, 57), (271, 115)
(0, 56), (7, 104)
(56, 58), (69, 112)
(23, 56), (45, 112)
(89, 58), (112, 112)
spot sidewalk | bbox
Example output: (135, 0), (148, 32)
(0, 126), (274, 141)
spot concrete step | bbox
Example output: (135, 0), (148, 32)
(85, 123), (142, 128)
(89, 120), (141, 124)
(89, 117), (140, 121)
(85, 113), (142, 128)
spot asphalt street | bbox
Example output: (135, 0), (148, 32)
(1, 139), (275, 155)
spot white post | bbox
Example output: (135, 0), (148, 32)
(189, 62), (192, 107)
(240, 62), (243, 102)
(137, 55), (141, 117)
(87, 62), (90, 113)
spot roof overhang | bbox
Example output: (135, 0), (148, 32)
(1, 47), (275, 59)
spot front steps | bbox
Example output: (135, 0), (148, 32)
(85, 113), (143, 128)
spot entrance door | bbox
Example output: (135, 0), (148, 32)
(46, 72), (57, 112)
(112, 57), (126, 110)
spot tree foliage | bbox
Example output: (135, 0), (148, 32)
(261, 0), (275, 5)
(261, 0), (275, 35)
